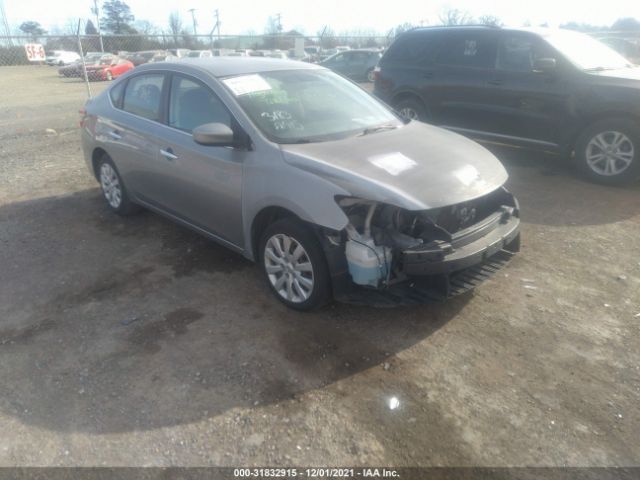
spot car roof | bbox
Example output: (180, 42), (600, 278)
(136, 57), (322, 77)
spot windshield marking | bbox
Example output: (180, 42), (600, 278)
(223, 74), (272, 96)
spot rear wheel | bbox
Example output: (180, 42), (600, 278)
(96, 155), (139, 215)
(394, 96), (429, 122)
(366, 68), (375, 83)
(575, 118), (640, 185)
(259, 219), (331, 311)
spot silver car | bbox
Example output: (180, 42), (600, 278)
(80, 58), (521, 310)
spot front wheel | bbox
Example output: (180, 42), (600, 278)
(575, 118), (640, 185)
(259, 219), (331, 311)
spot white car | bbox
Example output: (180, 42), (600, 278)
(45, 50), (80, 66)
(185, 50), (213, 59)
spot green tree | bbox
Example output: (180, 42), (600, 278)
(85, 19), (98, 35)
(19, 21), (47, 39)
(101, 0), (136, 34)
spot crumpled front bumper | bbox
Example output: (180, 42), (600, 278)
(401, 208), (520, 276)
(332, 191), (521, 306)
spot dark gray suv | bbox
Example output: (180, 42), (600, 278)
(374, 26), (640, 185)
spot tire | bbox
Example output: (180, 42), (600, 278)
(259, 218), (331, 311)
(58, 60), (64, 66)
(105, 70), (113, 81)
(574, 118), (640, 185)
(366, 68), (375, 83)
(394, 96), (429, 122)
(96, 154), (139, 216)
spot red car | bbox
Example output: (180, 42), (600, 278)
(84, 56), (134, 81)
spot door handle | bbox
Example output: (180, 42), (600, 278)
(160, 148), (178, 161)
(488, 79), (503, 86)
(108, 130), (122, 140)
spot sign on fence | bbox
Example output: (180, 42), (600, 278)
(24, 44), (46, 62)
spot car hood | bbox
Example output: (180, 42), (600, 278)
(280, 122), (508, 211)
(590, 66), (640, 81)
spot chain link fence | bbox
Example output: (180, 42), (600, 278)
(0, 33), (392, 66)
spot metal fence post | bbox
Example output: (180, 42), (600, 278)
(76, 19), (92, 99)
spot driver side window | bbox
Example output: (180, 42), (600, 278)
(497, 34), (553, 72)
(168, 75), (231, 133)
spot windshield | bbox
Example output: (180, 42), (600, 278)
(188, 51), (203, 57)
(225, 69), (399, 143)
(544, 30), (632, 71)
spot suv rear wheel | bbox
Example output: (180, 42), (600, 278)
(575, 118), (640, 185)
(394, 97), (428, 122)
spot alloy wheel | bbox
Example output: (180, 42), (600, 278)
(99, 163), (122, 209)
(399, 107), (419, 121)
(585, 131), (634, 176)
(264, 233), (314, 303)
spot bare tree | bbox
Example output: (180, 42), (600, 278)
(439, 8), (473, 26)
(168, 11), (182, 45)
(478, 15), (502, 27)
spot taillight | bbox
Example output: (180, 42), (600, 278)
(373, 65), (381, 81)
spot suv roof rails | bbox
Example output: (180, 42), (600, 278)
(408, 24), (502, 32)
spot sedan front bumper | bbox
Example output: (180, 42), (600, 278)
(401, 209), (520, 276)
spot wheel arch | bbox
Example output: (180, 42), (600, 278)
(391, 89), (426, 107)
(571, 111), (640, 154)
(250, 206), (300, 261)
(91, 147), (109, 179)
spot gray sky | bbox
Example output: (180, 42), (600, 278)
(6, 0), (640, 34)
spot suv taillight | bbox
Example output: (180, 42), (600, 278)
(373, 65), (381, 81)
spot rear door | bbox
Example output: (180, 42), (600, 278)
(426, 30), (499, 131)
(324, 52), (349, 76)
(151, 73), (245, 247)
(101, 72), (167, 202)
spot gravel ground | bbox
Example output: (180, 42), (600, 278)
(0, 66), (639, 467)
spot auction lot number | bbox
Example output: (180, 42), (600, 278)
(24, 44), (46, 62)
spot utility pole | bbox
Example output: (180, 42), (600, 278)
(0, 0), (13, 46)
(91, 0), (104, 52)
(214, 9), (220, 42)
(188, 8), (197, 36)
(275, 13), (282, 32)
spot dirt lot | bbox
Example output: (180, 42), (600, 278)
(0, 66), (639, 467)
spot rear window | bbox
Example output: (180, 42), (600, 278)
(109, 81), (125, 108)
(435, 33), (497, 69)
(122, 74), (165, 121)
(382, 31), (442, 65)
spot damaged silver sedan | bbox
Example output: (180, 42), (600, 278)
(80, 57), (520, 310)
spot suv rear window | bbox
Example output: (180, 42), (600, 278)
(435, 33), (497, 69)
(383, 31), (442, 64)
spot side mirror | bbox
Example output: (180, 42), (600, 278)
(533, 57), (557, 73)
(193, 123), (234, 146)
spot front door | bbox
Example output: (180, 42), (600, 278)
(152, 73), (245, 247)
(482, 32), (571, 147)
